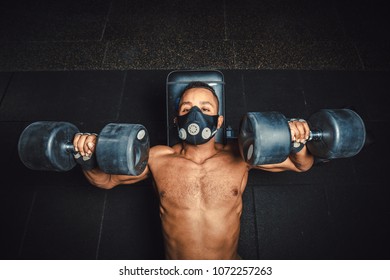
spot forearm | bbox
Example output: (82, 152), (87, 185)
(255, 144), (314, 172)
(82, 168), (115, 189)
(82, 165), (150, 189)
(288, 144), (314, 172)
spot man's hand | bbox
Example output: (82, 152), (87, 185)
(73, 133), (97, 157)
(288, 119), (310, 144)
(73, 133), (98, 170)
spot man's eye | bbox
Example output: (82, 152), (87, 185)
(202, 108), (210, 112)
(182, 108), (189, 113)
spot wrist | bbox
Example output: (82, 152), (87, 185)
(74, 152), (97, 171)
(290, 142), (305, 154)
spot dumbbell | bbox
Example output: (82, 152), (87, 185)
(238, 108), (366, 165)
(18, 121), (150, 175)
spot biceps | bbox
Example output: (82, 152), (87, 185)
(111, 165), (150, 185)
(251, 158), (299, 172)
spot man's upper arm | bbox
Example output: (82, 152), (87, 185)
(110, 164), (151, 186)
(250, 157), (301, 172)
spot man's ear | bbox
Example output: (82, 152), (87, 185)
(217, 115), (224, 129)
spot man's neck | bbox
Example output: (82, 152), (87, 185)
(180, 140), (219, 164)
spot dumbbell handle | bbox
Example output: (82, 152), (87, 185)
(308, 129), (322, 141)
(63, 142), (76, 153)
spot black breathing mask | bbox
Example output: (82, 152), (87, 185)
(176, 106), (219, 145)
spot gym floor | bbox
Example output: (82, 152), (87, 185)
(0, 0), (389, 260)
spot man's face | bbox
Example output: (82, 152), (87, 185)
(178, 88), (219, 116)
(176, 87), (224, 140)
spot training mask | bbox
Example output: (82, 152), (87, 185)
(176, 106), (219, 145)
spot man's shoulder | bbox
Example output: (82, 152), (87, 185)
(150, 145), (176, 157)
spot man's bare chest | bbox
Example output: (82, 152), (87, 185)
(150, 155), (248, 206)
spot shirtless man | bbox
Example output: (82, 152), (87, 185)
(73, 82), (314, 260)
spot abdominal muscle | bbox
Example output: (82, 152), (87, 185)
(160, 196), (243, 260)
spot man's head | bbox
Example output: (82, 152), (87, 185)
(175, 81), (224, 145)
(177, 81), (219, 116)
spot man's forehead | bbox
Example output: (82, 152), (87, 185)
(180, 100), (214, 107)
(175, 86), (219, 112)
(180, 88), (218, 104)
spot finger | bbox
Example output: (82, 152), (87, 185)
(295, 122), (306, 142)
(73, 133), (82, 152)
(76, 134), (90, 156)
(86, 135), (97, 155)
(288, 122), (297, 142)
(83, 134), (97, 156)
(87, 141), (95, 150)
(82, 134), (92, 155)
(300, 120), (310, 141)
(294, 119), (310, 142)
(75, 133), (87, 152)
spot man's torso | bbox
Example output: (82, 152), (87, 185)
(148, 142), (249, 259)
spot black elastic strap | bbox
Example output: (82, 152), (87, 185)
(74, 152), (97, 171)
